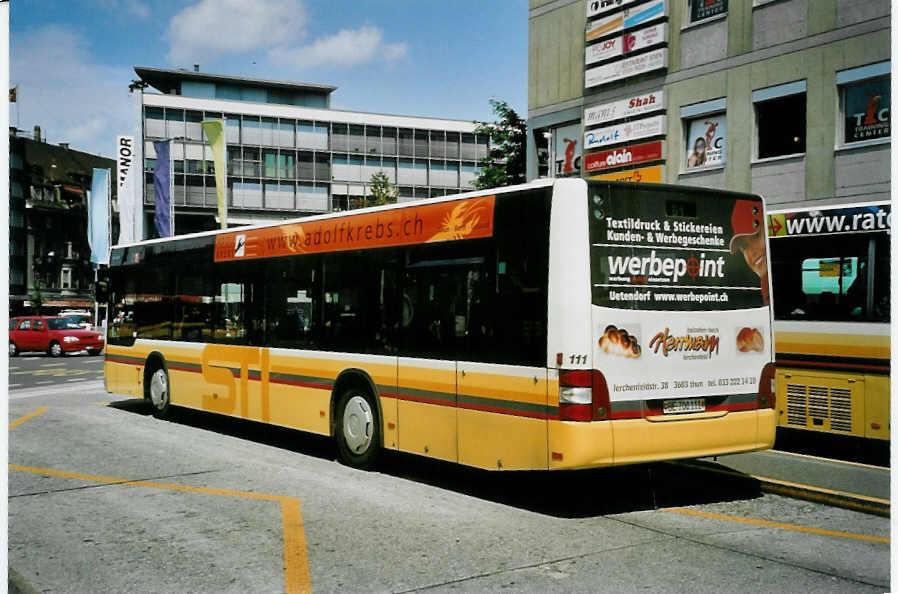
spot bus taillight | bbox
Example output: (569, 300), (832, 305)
(758, 362), (776, 409)
(559, 369), (611, 421)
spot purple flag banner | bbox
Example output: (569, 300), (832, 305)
(153, 139), (173, 237)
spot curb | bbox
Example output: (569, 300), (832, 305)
(670, 459), (890, 517)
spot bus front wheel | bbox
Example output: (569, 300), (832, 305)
(335, 388), (380, 469)
(146, 365), (171, 419)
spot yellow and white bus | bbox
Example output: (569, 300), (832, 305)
(104, 179), (775, 470)
(767, 201), (890, 443)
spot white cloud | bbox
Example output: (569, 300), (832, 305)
(269, 25), (408, 69)
(166, 0), (307, 65)
(10, 25), (135, 157)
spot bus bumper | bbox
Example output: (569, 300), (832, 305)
(548, 409), (776, 470)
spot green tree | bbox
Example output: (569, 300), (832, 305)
(369, 171), (399, 206)
(472, 99), (527, 190)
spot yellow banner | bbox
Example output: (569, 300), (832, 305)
(588, 165), (663, 183)
(201, 120), (227, 229)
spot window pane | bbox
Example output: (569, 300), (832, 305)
(842, 77), (891, 143)
(685, 115), (726, 169)
(756, 94), (806, 158)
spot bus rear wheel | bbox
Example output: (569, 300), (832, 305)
(146, 365), (171, 419)
(335, 388), (380, 469)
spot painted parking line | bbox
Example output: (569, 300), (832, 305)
(9, 407), (49, 429)
(663, 507), (889, 544)
(40, 363), (66, 368)
(9, 383), (22, 388)
(8, 464), (312, 593)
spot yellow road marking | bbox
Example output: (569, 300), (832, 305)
(9, 464), (312, 593)
(41, 363), (66, 367)
(9, 407), (49, 429)
(663, 507), (889, 543)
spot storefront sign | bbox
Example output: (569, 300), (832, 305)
(585, 48), (667, 88)
(586, 0), (666, 42)
(584, 140), (664, 173)
(584, 115), (666, 149)
(587, 0), (638, 19)
(844, 78), (890, 143)
(585, 91), (664, 127)
(588, 164), (663, 182)
(586, 23), (666, 65)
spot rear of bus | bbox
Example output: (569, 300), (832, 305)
(546, 180), (776, 469)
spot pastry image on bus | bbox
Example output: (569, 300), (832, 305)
(736, 327), (764, 352)
(598, 324), (641, 358)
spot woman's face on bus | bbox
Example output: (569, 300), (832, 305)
(734, 230), (766, 278)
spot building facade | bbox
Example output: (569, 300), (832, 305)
(133, 67), (490, 236)
(527, 0), (890, 210)
(8, 128), (116, 315)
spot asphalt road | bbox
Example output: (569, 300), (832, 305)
(7, 360), (890, 593)
(8, 350), (105, 390)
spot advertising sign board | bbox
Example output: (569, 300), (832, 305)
(554, 123), (582, 176)
(586, 0), (666, 42)
(585, 48), (667, 88)
(587, 185), (770, 402)
(586, 0), (638, 19)
(584, 115), (666, 149)
(685, 116), (726, 169)
(584, 140), (664, 173)
(767, 203), (891, 238)
(585, 90), (664, 127)
(588, 164), (663, 183)
(586, 23), (666, 65)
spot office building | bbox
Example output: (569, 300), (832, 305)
(133, 67), (489, 235)
(527, 0), (890, 210)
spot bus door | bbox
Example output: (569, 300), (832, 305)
(396, 259), (465, 462)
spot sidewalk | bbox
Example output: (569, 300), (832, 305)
(676, 450), (890, 516)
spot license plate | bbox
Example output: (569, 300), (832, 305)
(662, 398), (705, 415)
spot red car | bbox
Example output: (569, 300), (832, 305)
(9, 316), (105, 357)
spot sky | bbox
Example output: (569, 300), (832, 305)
(9, 0), (528, 158)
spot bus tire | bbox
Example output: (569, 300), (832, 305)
(335, 387), (380, 469)
(146, 364), (171, 419)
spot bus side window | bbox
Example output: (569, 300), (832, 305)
(265, 256), (320, 350)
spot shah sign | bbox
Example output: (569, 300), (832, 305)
(585, 48), (667, 88)
(586, 23), (666, 65)
(584, 115), (666, 149)
(585, 90), (664, 127)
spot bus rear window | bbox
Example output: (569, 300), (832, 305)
(587, 183), (769, 312)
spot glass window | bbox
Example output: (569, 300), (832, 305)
(331, 123), (348, 152)
(278, 120), (295, 148)
(684, 114), (726, 169)
(841, 77), (890, 144)
(398, 129), (414, 156)
(185, 111), (204, 141)
(261, 118), (277, 146)
(446, 132), (459, 159)
(263, 257), (320, 348)
(322, 250), (399, 354)
(366, 126), (382, 155)
(382, 128), (397, 155)
(689, 0), (727, 24)
(165, 109), (185, 139)
(349, 125), (365, 153)
(415, 130), (429, 157)
(756, 93), (805, 158)
(225, 116), (241, 143)
(297, 152), (314, 180)
(242, 117), (262, 145)
(770, 232), (889, 322)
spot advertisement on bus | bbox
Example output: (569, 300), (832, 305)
(587, 184), (771, 401)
